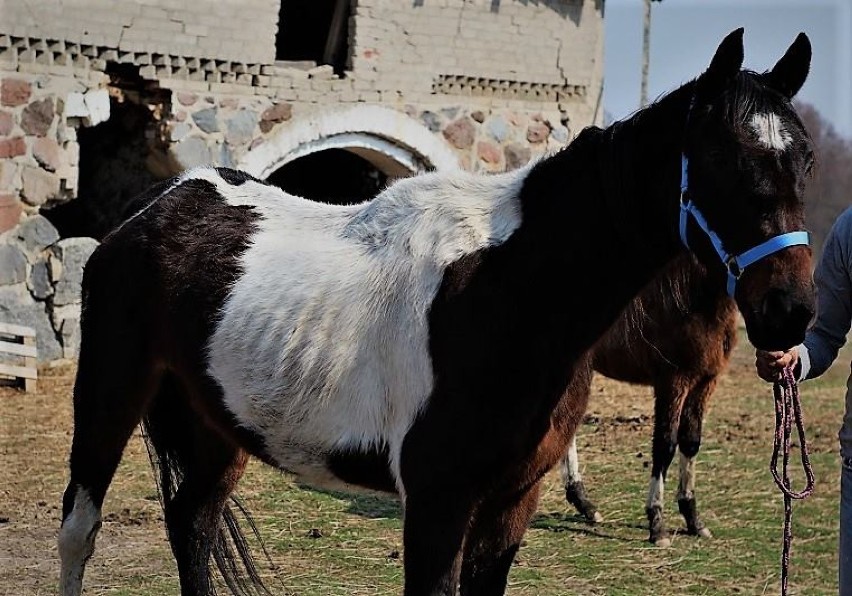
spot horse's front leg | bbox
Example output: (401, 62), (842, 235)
(460, 479), (543, 596)
(647, 377), (690, 547)
(560, 435), (602, 523)
(402, 488), (477, 596)
(676, 374), (717, 539)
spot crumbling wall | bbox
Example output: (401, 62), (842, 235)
(0, 0), (280, 64)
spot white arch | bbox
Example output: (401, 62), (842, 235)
(237, 105), (461, 179)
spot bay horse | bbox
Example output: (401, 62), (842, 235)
(561, 253), (737, 547)
(59, 30), (816, 596)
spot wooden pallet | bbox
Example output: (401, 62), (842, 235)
(0, 322), (37, 392)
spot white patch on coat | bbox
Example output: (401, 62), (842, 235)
(749, 112), (792, 150)
(559, 436), (582, 485)
(58, 487), (101, 596)
(201, 164), (530, 496)
(646, 475), (664, 511)
(677, 452), (696, 500)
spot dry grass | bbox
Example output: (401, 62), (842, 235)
(0, 336), (846, 595)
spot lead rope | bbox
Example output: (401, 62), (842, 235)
(770, 366), (815, 595)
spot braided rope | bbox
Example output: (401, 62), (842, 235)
(770, 366), (815, 595)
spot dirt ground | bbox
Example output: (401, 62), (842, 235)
(0, 338), (848, 595)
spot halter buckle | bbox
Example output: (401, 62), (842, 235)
(726, 256), (742, 279)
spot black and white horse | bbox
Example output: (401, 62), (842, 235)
(59, 30), (815, 596)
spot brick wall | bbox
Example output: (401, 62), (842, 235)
(0, 0), (279, 64)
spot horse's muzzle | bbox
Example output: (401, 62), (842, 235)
(742, 287), (814, 351)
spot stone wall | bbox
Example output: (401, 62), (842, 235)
(0, 67), (109, 361)
(168, 94), (570, 177)
(0, 215), (97, 361)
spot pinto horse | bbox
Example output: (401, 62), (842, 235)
(561, 253), (737, 547)
(59, 30), (816, 596)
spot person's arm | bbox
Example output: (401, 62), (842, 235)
(798, 209), (852, 380)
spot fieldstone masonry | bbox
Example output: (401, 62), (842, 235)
(1, 0), (604, 361)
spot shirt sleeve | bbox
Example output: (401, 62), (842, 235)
(798, 208), (852, 381)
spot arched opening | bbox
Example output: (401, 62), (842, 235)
(237, 105), (461, 181)
(266, 143), (420, 205)
(267, 148), (388, 205)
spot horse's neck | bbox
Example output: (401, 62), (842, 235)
(515, 84), (694, 347)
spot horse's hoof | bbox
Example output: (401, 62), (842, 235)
(697, 527), (712, 538)
(591, 511), (604, 524)
(653, 537), (672, 548)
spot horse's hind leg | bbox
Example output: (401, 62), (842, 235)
(646, 377), (690, 547)
(676, 374), (717, 539)
(147, 375), (252, 595)
(560, 435), (602, 523)
(460, 480), (543, 596)
(59, 326), (161, 595)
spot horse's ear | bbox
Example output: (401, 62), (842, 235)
(765, 33), (811, 98)
(696, 28), (745, 100)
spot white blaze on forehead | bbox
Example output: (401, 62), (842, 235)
(749, 112), (792, 150)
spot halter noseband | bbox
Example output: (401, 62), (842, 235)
(678, 155), (809, 297)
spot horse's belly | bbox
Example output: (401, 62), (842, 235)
(269, 443), (399, 497)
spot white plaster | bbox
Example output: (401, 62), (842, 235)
(83, 89), (110, 127)
(58, 487), (101, 596)
(236, 105), (461, 179)
(64, 92), (88, 118)
(750, 112), (792, 150)
(202, 163), (530, 495)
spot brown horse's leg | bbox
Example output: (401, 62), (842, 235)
(58, 261), (165, 596)
(646, 377), (690, 547)
(560, 435), (602, 523)
(460, 480), (543, 596)
(676, 374), (717, 539)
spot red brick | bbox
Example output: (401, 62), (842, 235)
(0, 111), (13, 136)
(1, 79), (31, 107)
(0, 193), (22, 233)
(0, 136), (26, 158)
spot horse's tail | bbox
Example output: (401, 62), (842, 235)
(141, 376), (272, 596)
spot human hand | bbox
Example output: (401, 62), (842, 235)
(754, 348), (799, 382)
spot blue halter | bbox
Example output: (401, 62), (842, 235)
(678, 155), (810, 297)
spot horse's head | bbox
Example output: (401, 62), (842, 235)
(681, 29), (815, 351)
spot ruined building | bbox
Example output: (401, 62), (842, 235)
(0, 0), (604, 361)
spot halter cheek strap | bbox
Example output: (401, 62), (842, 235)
(678, 155), (810, 297)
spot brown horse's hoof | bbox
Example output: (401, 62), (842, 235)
(653, 537), (672, 548)
(697, 527), (712, 538)
(590, 511), (604, 524)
